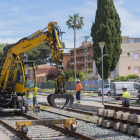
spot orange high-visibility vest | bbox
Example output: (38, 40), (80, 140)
(76, 83), (83, 91)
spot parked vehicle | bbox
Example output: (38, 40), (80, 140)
(98, 84), (111, 96)
(111, 82), (140, 100)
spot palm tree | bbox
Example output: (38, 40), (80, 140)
(66, 13), (84, 79)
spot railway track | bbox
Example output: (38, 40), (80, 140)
(1, 101), (138, 139)
(0, 112), (96, 140)
(39, 102), (96, 115)
(104, 100), (140, 108)
(37, 102), (139, 139)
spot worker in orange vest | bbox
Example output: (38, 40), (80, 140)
(76, 79), (83, 104)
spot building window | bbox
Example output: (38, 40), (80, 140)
(134, 67), (139, 73)
(128, 66), (131, 70)
(134, 53), (139, 59)
(127, 53), (130, 57)
(127, 39), (134, 43)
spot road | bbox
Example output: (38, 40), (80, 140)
(28, 93), (119, 106)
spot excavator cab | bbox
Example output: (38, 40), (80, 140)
(14, 61), (36, 93)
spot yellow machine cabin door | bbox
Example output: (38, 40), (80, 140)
(14, 61), (36, 93)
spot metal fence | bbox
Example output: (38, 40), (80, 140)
(37, 81), (55, 89)
(37, 80), (107, 91)
(65, 81), (85, 91)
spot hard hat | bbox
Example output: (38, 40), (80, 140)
(122, 85), (127, 89)
(77, 79), (80, 81)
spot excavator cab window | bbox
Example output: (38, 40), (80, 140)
(15, 63), (23, 84)
(23, 62), (35, 88)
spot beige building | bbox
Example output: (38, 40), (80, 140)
(116, 42), (140, 77)
(93, 36), (140, 80)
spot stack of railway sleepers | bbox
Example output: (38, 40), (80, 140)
(97, 104), (140, 136)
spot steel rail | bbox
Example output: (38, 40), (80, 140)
(39, 102), (96, 116)
(104, 104), (140, 114)
(105, 102), (140, 109)
(0, 119), (33, 140)
(66, 108), (95, 116)
(41, 109), (97, 123)
(23, 113), (97, 140)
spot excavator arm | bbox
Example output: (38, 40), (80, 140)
(0, 22), (61, 92)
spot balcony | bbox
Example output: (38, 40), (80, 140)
(70, 51), (94, 57)
(70, 58), (93, 66)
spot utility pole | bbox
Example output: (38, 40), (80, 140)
(74, 29), (76, 80)
(99, 42), (105, 105)
(83, 36), (90, 92)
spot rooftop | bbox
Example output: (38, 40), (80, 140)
(37, 73), (46, 77)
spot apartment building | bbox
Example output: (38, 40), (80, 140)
(66, 41), (94, 72)
(116, 42), (140, 77)
(93, 36), (140, 80)
(122, 36), (140, 44)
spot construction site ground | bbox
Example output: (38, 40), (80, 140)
(28, 93), (140, 111)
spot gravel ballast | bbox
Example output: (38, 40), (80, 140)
(27, 108), (140, 140)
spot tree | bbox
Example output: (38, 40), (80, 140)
(114, 74), (139, 82)
(0, 44), (4, 59)
(3, 44), (12, 57)
(91, 0), (122, 79)
(61, 42), (65, 48)
(68, 77), (75, 83)
(114, 76), (128, 82)
(46, 68), (58, 80)
(22, 43), (51, 65)
(64, 69), (85, 81)
(126, 74), (139, 79)
(79, 71), (85, 81)
(66, 13), (84, 79)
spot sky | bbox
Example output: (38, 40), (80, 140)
(0, 0), (140, 53)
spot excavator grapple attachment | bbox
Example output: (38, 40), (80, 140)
(47, 94), (74, 109)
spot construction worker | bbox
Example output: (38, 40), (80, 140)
(25, 90), (30, 99)
(33, 87), (39, 107)
(76, 79), (83, 104)
(121, 85), (130, 107)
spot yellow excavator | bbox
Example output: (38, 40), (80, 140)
(0, 22), (74, 114)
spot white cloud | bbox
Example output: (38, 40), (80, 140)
(86, 1), (97, 8)
(0, 38), (21, 44)
(0, 31), (14, 35)
(64, 40), (74, 49)
(115, 0), (123, 6)
(115, 0), (140, 37)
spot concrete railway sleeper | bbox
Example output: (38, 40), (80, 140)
(97, 105), (140, 137)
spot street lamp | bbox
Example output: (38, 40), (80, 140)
(99, 42), (105, 105)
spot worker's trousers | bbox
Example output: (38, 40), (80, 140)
(76, 91), (81, 102)
(123, 101), (130, 107)
(33, 97), (38, 107)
